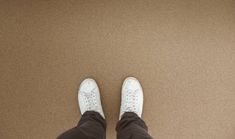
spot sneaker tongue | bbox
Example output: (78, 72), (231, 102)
(125, 107), (132, 111)
(125, 107), (137, 113)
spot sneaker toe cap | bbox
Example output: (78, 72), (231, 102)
(123, 77), (141, 90)
(79, 78), (98, 92)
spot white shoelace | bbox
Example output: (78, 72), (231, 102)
(124, 89), (139, 113)
(82, 90), (98, 110)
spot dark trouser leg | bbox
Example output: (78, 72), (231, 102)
(57, 111), (106, 139)
(116, 112), (153, 139)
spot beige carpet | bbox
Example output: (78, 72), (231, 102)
(1, 0), (235, 139)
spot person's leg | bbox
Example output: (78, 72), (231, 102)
(116, 77), (152, 139)
(57, 78), (106, 139)
(116, 112), (152, 139)
(57, 111), (106, 139)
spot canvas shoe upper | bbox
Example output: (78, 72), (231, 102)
(78, 78), (105, 118)
(119, 77), (143, 120)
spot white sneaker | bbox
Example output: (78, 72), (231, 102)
(78, 78), (105, 118)
(119, 77), (144, 120)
